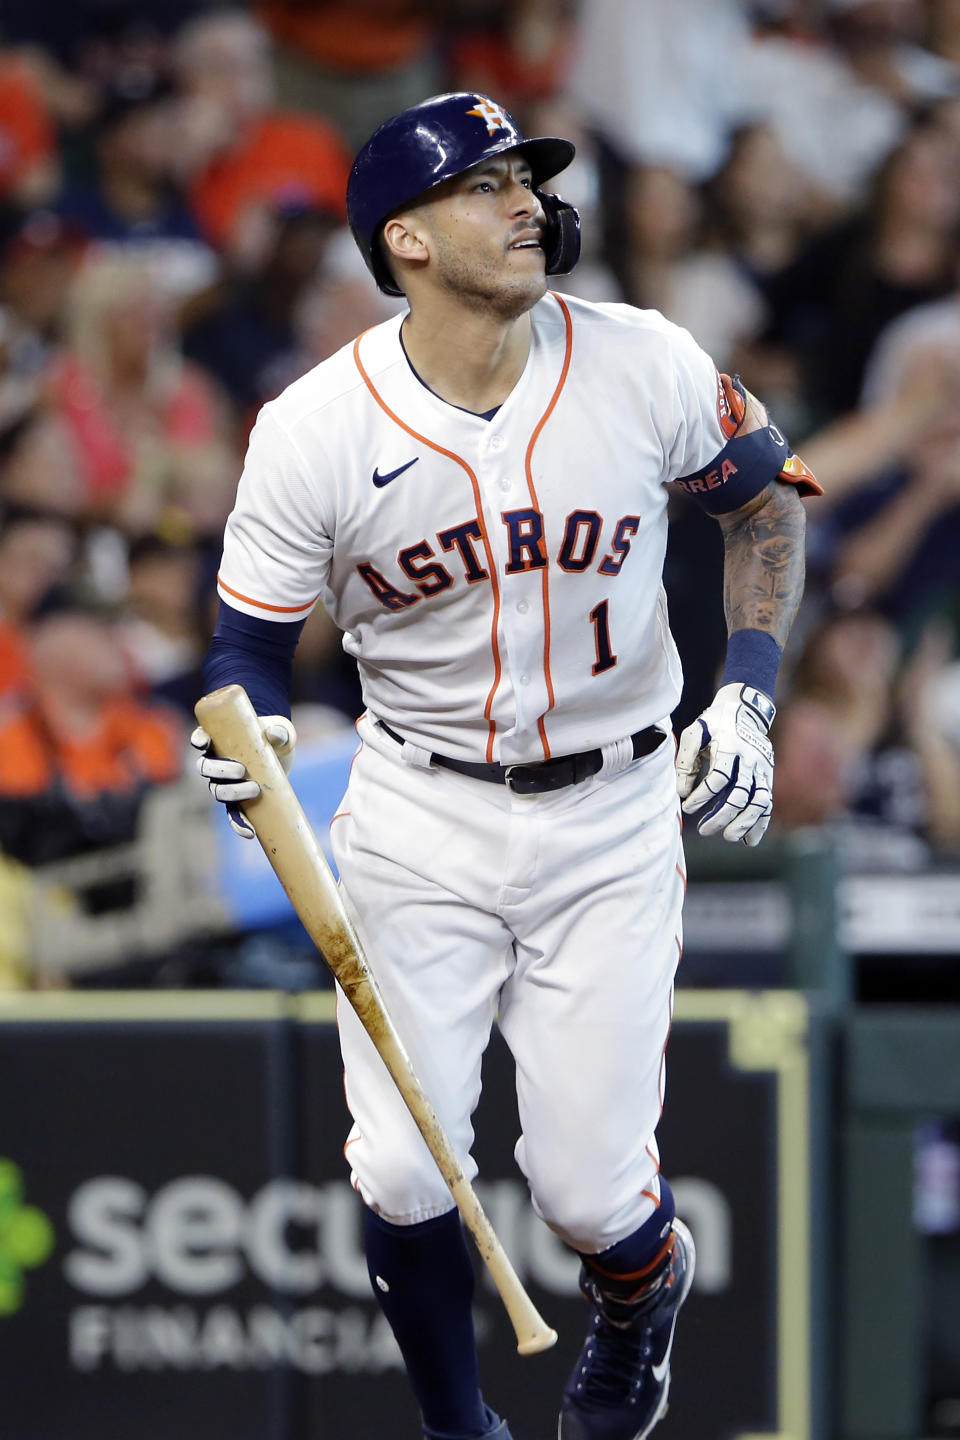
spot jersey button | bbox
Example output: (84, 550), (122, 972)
(520, 674), (530, 685)
(491, 435), (505, 450)
(499, 477), (511, 491)
(517, 600), (529, 614)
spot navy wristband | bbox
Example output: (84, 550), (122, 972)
(720, 628), (782, 700)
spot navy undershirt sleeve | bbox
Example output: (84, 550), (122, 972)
(202, 600), (307, 718)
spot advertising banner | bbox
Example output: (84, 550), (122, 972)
(0, 990), (811, 1440)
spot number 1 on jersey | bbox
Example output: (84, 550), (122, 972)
(590, 600), (617, 675)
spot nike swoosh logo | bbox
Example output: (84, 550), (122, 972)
(373, 458), (419, 488)
(651, 1315), (679, 1385)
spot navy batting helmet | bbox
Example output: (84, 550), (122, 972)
(347, 92), (580, 297)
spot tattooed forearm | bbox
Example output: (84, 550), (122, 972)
(717, 482), (806, 644)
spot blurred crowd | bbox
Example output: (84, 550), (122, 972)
(1, 0), (960, 987)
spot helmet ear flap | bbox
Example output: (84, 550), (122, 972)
(371, 225), (405, 298)
(538, 191), (581, 278)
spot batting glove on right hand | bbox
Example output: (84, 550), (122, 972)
(191, 715), (297, 839)
(676, 683), (775, 846)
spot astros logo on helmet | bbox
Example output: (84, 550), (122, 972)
(466, 99), (510, 135)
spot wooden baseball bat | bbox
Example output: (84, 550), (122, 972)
(195, 684), (558, 1356)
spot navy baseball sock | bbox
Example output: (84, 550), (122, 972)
(579, 1178), (677, 1302)
(364, 1206), (492, 1438)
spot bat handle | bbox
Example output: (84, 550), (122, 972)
(518, 1329), (560, 1357)
(515, 1310), (559, 1356)
(494, 1255), (559, 1355)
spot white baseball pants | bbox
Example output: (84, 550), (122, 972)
(329, 713), (685, 1255)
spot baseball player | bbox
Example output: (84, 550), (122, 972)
(193, 93), (820, 1440)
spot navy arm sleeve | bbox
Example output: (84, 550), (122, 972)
(202, 600), (307, 719)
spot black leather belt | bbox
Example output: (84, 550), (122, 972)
(377, 720), (666, 795)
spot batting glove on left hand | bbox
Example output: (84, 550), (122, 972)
(191, 715), (296, 839)
(676, 683), (775, 846)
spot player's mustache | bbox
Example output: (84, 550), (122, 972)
(506, 222), (545, 249)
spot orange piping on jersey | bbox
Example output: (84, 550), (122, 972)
(344, 719), (363, 781)
(217, 574), (318, 614)
(329, 724), (359, 824)
(658, 986), (675, 1115)
(353, 333), (503, 763)
(526, 292), (574, 760)
(640, 1144), (663, 1208)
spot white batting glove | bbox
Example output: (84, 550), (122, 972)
(676, 683), (776, 846)
(190, 715), (297, 839)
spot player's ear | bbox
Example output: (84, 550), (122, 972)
(381, 212), (431, 276)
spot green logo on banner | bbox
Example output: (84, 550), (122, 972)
(0, 1159), (55, 1314)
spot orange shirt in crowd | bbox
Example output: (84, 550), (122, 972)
(0, 620), (31, 702)
(257, 0), (432, 74)
(0, 57), (55, 196)
(189, 112), (351, 251)
(0, 698), (182, 800)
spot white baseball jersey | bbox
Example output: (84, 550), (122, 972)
(218, 291), (729, 764)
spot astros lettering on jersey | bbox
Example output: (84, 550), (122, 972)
(217, 292), (731, 766)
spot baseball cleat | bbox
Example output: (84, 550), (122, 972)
(558, 1219), (696, 1440)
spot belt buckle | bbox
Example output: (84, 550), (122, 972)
(505, 762), (567, 795)
(504, 764), (540, 795)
